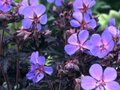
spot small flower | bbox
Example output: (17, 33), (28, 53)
(90, 30), (114, 58)
(73, 0), (96, 14)
(64, 30), (91, 55)
(18, 0), (39, 14)
(70, 11), (96, 29)
(47, 0), (64, 6)
(81, 64), (120, 90)
(26, 51), (53, 83)
(22, 4), (47, 31)
(0, 0), (12, 12)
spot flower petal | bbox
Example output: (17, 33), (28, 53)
(88, 19), (96, 29)
(70, 19), (80, 27)
(22, 6), (34, 18)
(90, 34), (102, 46)
(73, 0), (83, 10)
(44, 66), (53, 75)
(33, 73), (44, 83)
(101, 30), (113, 45)
(73, 11), (82, 22)
(78, 30), (89, 44)
(64, 44), (79, 55)
(26, 71), (35, 80)
(38, 56), (46, 65)
(89, 64), (103, 80)
(84, 13), (90, 23)
(30, 0), (39, 6)
(33, 4), (46, 17)
(39, 14), (47, 25)
(81, 76), (96, 90)
(22, 18), (32, 29)
(89, 0), (96, 8)
(30, 51), (39, 64)
(47, 0), (54, 3)
(55, 0), (64, 6)
(103, 67), (117, 82)
(68, 33), (78, 45)
(107, 26), (117, 37)
(105, 81), (120, 90)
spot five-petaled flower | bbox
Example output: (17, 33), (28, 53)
(0, 0), (12, 12)
(73, 0), (96, 14)
(70, 11), (96, 30)
(89, 30), (114, 58)
(22, 4), (47, 31)
(64, 30), (91, 55)
(47, 0), (64, 6)
(26, 51), (53, 83)
(81, 64), (120, 90)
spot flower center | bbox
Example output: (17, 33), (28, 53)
(80, 4), (88, 13)
(96, 80), (106, 89)
(36, 65), (44, 73)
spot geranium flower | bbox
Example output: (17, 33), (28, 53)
(73, 0), (96, 14)
(47, 0), (64, 6)
(22, 4), (47, 30)
(64, 30), (91, 55)
(26, 51), (53, 83)
(0, 0), (12, 12)
(70, 11), (96, 29)
(81, 64), (120, 90)
(90, 30), (114, 58)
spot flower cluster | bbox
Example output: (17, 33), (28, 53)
(70, 0), (96, 29)
(26, 51), (53, 83)
(81, 64), (120, 90)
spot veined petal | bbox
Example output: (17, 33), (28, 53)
(39, 14), (47, 25)
(22, 18), (32, 29)
(89, 0), (96, 8)
(89, 64), (103, 80)
(33, 73), (44, 83)
(102, 30), (113, 45)
(81, 76), (96, 90)
(88, 19), (96, 29)
(33, 4), (46, 17)
(44, 66), (53, 75)
(22, 6), (34, 18)
(30, 51), (39, 64)
(70, 19), (80, 27)
(68, 33), (78, 45)
(103, 67), (117, 82)
(105, 81), (120, 90)
(73, 11), (82, 22)
(78, 30), (89, 44)
(38, 56), (46, 65)
(47, 0), (54, 3)
(90, 34), (102, 46)
(30, 0), (39, 6)
(64, 44), (79, 55)
(73, 0), (83, 10)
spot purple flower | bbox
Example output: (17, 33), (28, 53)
(22, 4), (47, 30)
(64, 30), (91, 55)
(26, 51), (53, 83)
(81, 64), (120, 90)
(89, 30), (114, 58)
(70, 11), (96, 29)
(73, 0), (96, 14)
(0, 0), (12, 12)
(18, 0), (39, 15)
(47, 0), (64, 6)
